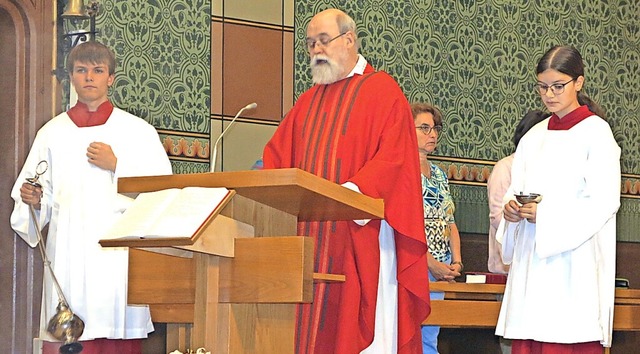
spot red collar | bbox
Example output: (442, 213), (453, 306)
(67, 101), (114, 127)
(548, 105), (593, 131)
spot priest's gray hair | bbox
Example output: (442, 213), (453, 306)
(336, 12), (359, 51)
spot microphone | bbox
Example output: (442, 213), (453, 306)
(210, 102), (258, 172)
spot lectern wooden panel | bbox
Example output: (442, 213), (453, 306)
(102, 169), (384, 353)
(128, 249), (195, 323)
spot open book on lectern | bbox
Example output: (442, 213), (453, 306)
(104, 186), (234, 241)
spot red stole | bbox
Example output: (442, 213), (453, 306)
(548, 105), (593, 131)
(263, 64), (429, 354)
(67, 101), (114, 127)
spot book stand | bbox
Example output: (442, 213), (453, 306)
(100, 168), (384, 353)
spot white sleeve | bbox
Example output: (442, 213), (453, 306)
(496, 219), (522, 265)
(341, 181), (371, 226)
(10, 133), (53, 248)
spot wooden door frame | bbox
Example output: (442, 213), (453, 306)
(0, 1), (56, 353)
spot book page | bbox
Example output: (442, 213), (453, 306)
(104, 187), (230, 239)
(104, 188), (182, 239)
(147, 187), (230, 237)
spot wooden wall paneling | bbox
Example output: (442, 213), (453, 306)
(0, 1), (55, 353)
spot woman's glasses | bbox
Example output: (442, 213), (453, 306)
(535, 78), (575, 95)
(415, 124), (443, 135)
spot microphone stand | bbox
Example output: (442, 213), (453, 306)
(210, 102), (257, 172)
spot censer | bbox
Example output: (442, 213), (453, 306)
(27, 161), (85, 354)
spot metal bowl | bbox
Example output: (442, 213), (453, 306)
(514, 193), (542, 204)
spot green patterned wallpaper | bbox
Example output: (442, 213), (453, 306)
(95, 0), (211, 173)
(102, 0), (210, 131)
(295, 1), (640, 239)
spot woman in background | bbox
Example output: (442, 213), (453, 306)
(412, 103), (463, 354)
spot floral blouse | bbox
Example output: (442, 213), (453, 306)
(422, 162), (456, 262)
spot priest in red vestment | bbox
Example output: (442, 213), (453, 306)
(263, 8), (430, 354)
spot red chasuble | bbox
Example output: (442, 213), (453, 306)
(263, 64), (430, 354)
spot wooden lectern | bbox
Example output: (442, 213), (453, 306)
(99, 168), (384, 353)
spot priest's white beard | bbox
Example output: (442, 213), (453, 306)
(310, 54), (345, 85)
